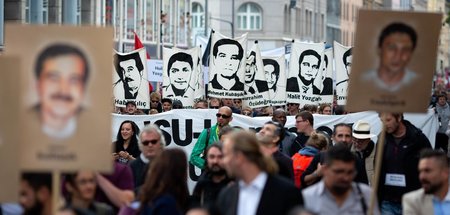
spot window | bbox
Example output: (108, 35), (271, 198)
(125, 0), (137, 40)
(237, 3), (262, 30)
(192, 3), (204, 29)
(144, 0), (155, 41)
(25, 0), (49, 24)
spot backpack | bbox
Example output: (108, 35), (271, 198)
(291, 153), (314, 188)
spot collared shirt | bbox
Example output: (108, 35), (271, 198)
(432, 187), (450, 215)
(237, 172), (268, 215)
(302, 180), (379, 215)
(42, 117), (77, 139)
(361, 68), (417, 92)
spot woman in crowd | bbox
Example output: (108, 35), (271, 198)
(137, 148), (189, 215)
(291, 132), (329, 188)
(64, 171), (113, 215)
(113, 120), (141, 164)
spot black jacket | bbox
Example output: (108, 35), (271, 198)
(216, 174), (303, 215)
(191, 171), (231, 209)
(128, 155), (149, 194)
(286, 77), (320, 94)
(273, 151), (294, 182)
(377, 120), (432, 203)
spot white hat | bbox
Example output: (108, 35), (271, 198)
(352, 120), (376, 139)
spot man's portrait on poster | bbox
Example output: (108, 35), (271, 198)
(163, 52), (195, 98)
(33, 43), (90, 139)
(263, 58), (280, 99)
(361, 22), (418, 92)
(210, 38), (245, 91)
(113, 51), (145, 99)
(286, 49), (321, 94)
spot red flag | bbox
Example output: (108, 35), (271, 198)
(133, 31), (153, 92)
(133, 31), (150, 59)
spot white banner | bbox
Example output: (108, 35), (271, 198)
(319, 48), (334, 104)
(113, 48), (150, 109)
(147, 59), (163, 82)
(286, 42), (325, 106)
(263, 55), (287, 106)
(111, 109), (438, 191)
(243, 42), (270, 108)
(208, 31), (248, 98)
(162, 47), (199, 108)
(193, 47), (205, 100)
(334, 41), (352, 105)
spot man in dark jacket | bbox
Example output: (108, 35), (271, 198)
(192, 143), (231, 210)
(377, 113), (432, 215)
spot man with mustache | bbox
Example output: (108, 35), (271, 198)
(402, 149), (450, 215)
(192, 143), (231, 209)
(302, 144), (379, 214)
(286, 49), (321, 94)
(34, 44), (89, 139)
(163, 52), (195, 99)
(114, 51), (145, 99)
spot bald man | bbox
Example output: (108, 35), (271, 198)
(190, 106), (233, 169)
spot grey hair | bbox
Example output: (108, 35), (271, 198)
(138, 124), (166, 151)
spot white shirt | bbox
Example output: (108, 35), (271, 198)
(237, 172), (268, 215)
(361, 68), (417, 92)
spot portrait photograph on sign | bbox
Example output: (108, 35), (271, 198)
(208, 31), (247, 98)
(334, 42), (352, 105)
(0, 57), (20, 201)
(263, 55), (287, 106)
(162, 47), (199, 108)
(113, 48), (150, 109)
(346, 10), (442, 113)
(5, 24), (113, 171)
(319, 48), (334, 104)
(243, 42), (270, 108)
(286, 42), (325, 106)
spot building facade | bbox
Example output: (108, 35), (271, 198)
(340, 0), (362, 46)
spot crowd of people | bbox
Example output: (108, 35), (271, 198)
(4, 92), (450, 215)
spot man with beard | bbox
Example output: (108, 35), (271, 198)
(302, 144), (379, 214)
(377, 113), (432, 215)
(19, 173), (52, 215)
(190, 106), (233, 169)
(210, 39), (245, 91)
(244, 51), (268, 95)
(34, 44), (90, 139)
(403, 149), (450, 214)
(192, 143), (231, 209)
(286, 49), (321, 94)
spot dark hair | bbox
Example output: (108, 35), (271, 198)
(212, 38), (244, 60)
(262, 58), (280, 78)
(420, 149), (449, 168)
(125, 101), (136, 107)
(318, 103), (332, 114)
(323, 54), (328, 68)
(139, 148), (189, 213)
(167, 52), (194, 76)
(378, 22), (417, 50)
(343, 48), (352, 68)
(114, 120), (140, 154)
(332, 123), (352, 136)
(114, 51), (144, 80)
(298, 49), (321, 70)
(161, 98), (173, 104)
(248, 51), (257, 64)
(437, 93), (447, 100)
(218, 126), (234, 140)
(296, 111), (314, 126)
(379, 112), (404, 121)
(21, 173), (52, 192)
(324, 144), (356, 166)
(265, 121), (285, 146)
(35, 44), (89, 85)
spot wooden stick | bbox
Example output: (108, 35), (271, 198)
(52, 171), (60, 215)
(368, 114), (386, 215)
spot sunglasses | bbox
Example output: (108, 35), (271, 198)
(142, 139), (159, 146)
(216, 113), (231, 119)
(210, 106), (220, 109)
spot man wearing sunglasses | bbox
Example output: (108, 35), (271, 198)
(190, 106), (233, 170)
(129, 124), (166, 194)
